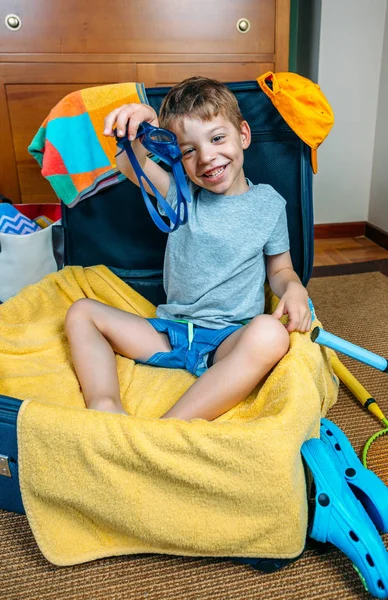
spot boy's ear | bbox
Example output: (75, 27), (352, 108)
(240, 121), (251, 149)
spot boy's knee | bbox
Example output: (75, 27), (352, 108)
(244, 314), (290, 360)
(65, 298), (95, 333)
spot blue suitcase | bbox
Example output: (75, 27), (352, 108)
(61, 80), (314, 306)
(0, 395), (24, 514)
(0, 79), (314, 537)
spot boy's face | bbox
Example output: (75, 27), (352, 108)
(173, 114), (251, 196)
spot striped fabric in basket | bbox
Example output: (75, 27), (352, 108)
(0, 204), (41, 235)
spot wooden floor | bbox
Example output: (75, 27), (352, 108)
(313, 236), (388, 267)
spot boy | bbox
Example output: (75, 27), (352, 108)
(65, 77), (311, 420)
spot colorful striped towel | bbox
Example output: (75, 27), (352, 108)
(28, 83), (148, 208)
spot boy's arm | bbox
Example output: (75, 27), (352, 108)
(103, 103), (171, 198)
(266, 251), (311, 333)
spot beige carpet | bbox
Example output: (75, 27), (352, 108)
(1, 263), (387, 600)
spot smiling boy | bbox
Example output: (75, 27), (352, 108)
(64, 76), (311, 420)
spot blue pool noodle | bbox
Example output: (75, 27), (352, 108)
(311, 327), (388, 373)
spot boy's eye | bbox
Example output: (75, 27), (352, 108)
(182, 148), (194, 157)
(212, 135), (225, 143)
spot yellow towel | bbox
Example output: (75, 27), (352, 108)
(0, 266), (338, 566)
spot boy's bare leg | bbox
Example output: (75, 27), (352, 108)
(65, 302), (289, 419)
(65, 298), (171, 413)
(161, 315), (290, 421)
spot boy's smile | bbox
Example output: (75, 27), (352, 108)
(173, 115), (251, 196)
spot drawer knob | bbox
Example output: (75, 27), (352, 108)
(236, 18), (251, 34)
(5, 14), (22, 31)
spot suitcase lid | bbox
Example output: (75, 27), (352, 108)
(62, 81), (314, 288)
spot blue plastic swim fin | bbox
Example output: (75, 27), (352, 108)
(320, 418), (388, 534)
(301, 437), (388, 598)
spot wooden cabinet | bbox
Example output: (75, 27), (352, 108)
(0, 0), (290, 203)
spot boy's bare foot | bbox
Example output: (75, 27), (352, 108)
(87, 397), (128, 414)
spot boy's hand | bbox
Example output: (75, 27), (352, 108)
(103, 103), (159, 141)
(272, 281), (311, 333)
(103, 102), (170, 198)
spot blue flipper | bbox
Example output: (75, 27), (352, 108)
(302, 437), (388, 599)
(320, 418), (388, 533)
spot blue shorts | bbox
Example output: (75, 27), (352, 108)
(137, 318), (243, 377)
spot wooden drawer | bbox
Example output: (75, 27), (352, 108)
(137, 63), (274, 87)
(1, 0), (275, 55)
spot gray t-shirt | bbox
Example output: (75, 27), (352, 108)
(156, 176), (290, 329)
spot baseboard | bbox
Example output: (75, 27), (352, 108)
(313, 220), (388, 249)
(365, 222), (388, 250)
(314, 222), (366, 239)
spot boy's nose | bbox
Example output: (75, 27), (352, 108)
(198, 147), (216, 164)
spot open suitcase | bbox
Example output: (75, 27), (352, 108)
(0, 79), (314, 558)
(60, 82), (313, 303)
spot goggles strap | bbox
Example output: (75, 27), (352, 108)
(117, 137), (190, 233)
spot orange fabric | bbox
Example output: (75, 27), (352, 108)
(81, 85), (145, 163)
(70, 167), (112, 190)
(257, 72), (334, 174)
(311, 148), (318, 174)
(49, 91), (86, 119)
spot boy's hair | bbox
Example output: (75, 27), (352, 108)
(159, 76), (244, 132)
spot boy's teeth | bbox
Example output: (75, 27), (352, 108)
(205, 166), (224, 178)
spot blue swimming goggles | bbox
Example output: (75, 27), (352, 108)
(115, 122), (191, 233)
